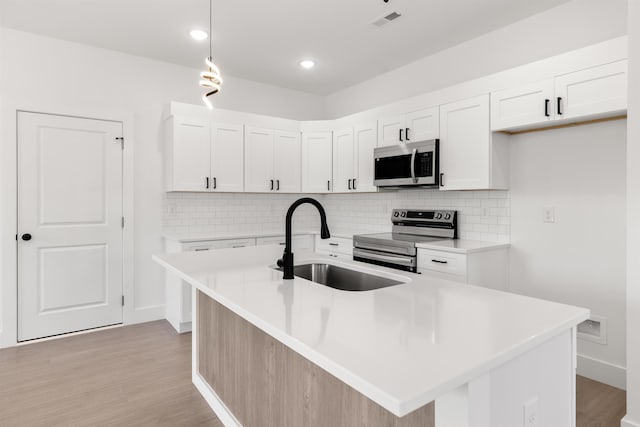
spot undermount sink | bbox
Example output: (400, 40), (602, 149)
(275, 263), (405, 291)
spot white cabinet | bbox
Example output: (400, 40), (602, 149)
(491, 80), (555, 130)
(165, 116), (211, 191)
(332, 128), (355, 193)
(164, 237), (255, 333)
(315, 235), (353, 259)
(245, 128), (301, 193)
(417, 247), (508, 290)
(302, 131), (333, 193)
(210, 123), (245, 192)
(256, 234), (314, 250)
(555, 60), (627, 120)
(274, 131), (301, 193)
(439, 94), (508, 191)
(353, 122), (378, 192)
(378, 107), (439, 146)
(165, 116), (244, 192)
(491, 60), (627, 131)
(244, 127), (274, 192)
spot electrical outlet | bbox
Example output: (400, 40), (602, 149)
(524, 397), (538, 427)
(543, 206), (555, 223)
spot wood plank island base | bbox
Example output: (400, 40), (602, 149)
(197, 291), (435, 427)
(153, 245), (589, 427)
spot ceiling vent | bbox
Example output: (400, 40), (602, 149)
(371, 11), (402, 27)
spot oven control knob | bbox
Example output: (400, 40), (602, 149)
(444, 213), (451, 220)
(401, 212), (406, 218)
(435, 213), (443, 219)
(393, 212), (399, 217)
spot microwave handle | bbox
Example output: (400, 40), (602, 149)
(410, 148), (418, 183)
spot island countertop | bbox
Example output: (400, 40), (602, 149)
(153, 245), (588, 417)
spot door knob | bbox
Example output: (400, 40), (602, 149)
(21, 233), (32, 241)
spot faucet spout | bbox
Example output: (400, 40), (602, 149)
(279, 197), (330, 280)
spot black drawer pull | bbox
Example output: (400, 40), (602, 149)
(544, 99), (550, 117)
(431, 259), (448, 264)
(557, 97), (563, 115)
(329, 243), (339, 246)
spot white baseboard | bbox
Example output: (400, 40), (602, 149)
(577, 354), (626, 390)
(621, 416), (640, 427)
(128, 304), (165, 325)
(193, 373), (241, 427)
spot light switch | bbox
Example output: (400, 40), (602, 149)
(543, 207), (555, 223)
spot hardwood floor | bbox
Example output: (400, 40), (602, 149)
(0, 320), (626, 426)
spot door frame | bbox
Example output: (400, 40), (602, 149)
(1, 103), (134, 348)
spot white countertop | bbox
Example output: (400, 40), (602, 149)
(415, 239), (510, 254)
(153, 246), (587, 417)
(163, 230), (354, 243)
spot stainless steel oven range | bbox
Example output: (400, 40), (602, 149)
(353, 209), (457, 272)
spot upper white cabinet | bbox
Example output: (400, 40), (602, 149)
(555, 60), (627, 120)
(165, 117), (244, 192)
(210, 123), (245, 192)
(353, 122), (378, 192)
(492, 60), (627, 131)
(302, 131), (333, 193)
(378, 106), (439, 146)
(332, 128), (355, 193)
(440, 94), (508, 191)
(245, 127), (301, 193)
(273, 130), (302, 193)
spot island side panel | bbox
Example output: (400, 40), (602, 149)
(196, 290), (435, 427)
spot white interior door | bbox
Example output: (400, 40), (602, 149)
(17, 112), (124, 341)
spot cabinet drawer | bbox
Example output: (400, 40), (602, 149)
(182, 238), (256, 251)
(256, 235), (314, 250)
(417, 249), (467, 276)
(315, 236), (353, 255)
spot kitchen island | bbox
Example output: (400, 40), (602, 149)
(153, 245), (589, 427)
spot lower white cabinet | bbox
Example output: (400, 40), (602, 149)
(256, 234), (315, 250)
(417, 247), (508, 290)
(315, 235), (353, 259)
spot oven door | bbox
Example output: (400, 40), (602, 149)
(374, 140), (439, 187)
(353, 248), (417, 272)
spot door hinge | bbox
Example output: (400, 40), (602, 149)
(115, 136), (124, 150)
(121, 217), (125, 228)
(122, 295), (125, 306)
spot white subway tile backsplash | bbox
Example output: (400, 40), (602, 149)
(162, 189), (511, 243)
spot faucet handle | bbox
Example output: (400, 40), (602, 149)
(277, 258), (284, 268)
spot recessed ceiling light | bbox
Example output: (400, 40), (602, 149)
(299, 60), (316, 69)
(189, 29), (208, 41)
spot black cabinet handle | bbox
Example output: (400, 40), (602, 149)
(213, 177), (217, 189)
(439, 173), (444, 187)
(353, 178), (357, 190)
(399, 128), (404, 142)
(545, 99), (550, 117)
(405, 128), (410, 141)
(329, 242), (339, 247)
(431, 259), (448, 264)
(206, 177), (209, 189)
(21, 233), (32, 241)
(557, 97), (563, 115)
(348, 179), (352, 190)
(327, 180), (330, 191)
(276, 180), (280, 191)
(270, 179), (274, 190)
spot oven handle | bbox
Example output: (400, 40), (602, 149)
(353, 248), (415, 267)
(410, 148), (418, 183)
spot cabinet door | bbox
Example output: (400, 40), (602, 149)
(301, 131), (333, 193)
(491, 79), (554, 130)
(211, 123), (244, 192)
(244, 127), (275, 193)
(555, 60), (627, 120)
(354, 122), (378, 193)
(439, 94), (491, 190)
(332, 128), (355, 193)
(274, 130), (301, 193)
(377, 115), (405, 147)
(405, 107), (439, 142)
(169, 117), (211, 191)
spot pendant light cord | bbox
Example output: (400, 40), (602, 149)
(209, 0), (212, 61)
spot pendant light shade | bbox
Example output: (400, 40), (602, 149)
(200, 0), (222, 109)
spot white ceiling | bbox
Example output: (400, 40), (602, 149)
(0, 0), (573, 95)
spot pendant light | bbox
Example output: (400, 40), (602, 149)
(199, 0), (222, 109)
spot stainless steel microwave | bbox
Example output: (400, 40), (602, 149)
(374, 139), (439, 188)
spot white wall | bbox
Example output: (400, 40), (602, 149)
(0, 27), (325, 347)
(324, 0), (628, 118)
(509, 120), (627, 389)
(623, 0), (640, 424)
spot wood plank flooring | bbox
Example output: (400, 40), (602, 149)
(0, 320), (626, 427)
